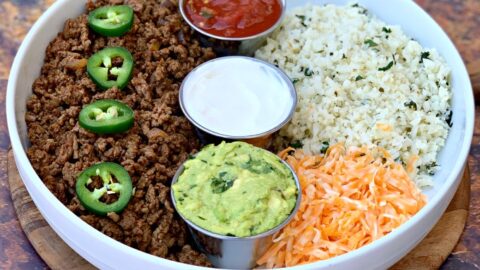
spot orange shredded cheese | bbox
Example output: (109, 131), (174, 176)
(257, 144), (427, 268)
(375, 123), (393, 132)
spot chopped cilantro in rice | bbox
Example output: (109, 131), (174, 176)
(255, 4), (451, 187)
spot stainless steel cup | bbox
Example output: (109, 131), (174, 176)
(178, 0), (286, 56)
(179, 56), (297, 149)
(171, 159), (301, 269)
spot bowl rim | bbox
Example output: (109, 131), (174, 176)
(6, 0), (475, 269)
(178, 0), (287, 41)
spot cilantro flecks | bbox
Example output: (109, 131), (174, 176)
(446, 110), (453, 127)
(200, 9), (213, 19)
(290, 141), (303, 149)
(351, 3), (368, 14)
(210, 171), (237, 194)
(304, 68), (314, 77)
(420, 51), (430, 63)
(378, 61), (394, 71)
(404, 101), (417, 110)
(295, 15), (307, 27)
(364, 39), (378, 47)
(320, 141), (330, 154)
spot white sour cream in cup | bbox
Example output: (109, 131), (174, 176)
(180, 56), (296, 139)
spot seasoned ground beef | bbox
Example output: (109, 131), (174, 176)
(25, 0), (215, 266)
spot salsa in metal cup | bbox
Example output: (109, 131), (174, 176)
(182, 0), (283, 38)
(172, 141), (298, 237)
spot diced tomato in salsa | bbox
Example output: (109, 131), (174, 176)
(184, 0), (282, 38)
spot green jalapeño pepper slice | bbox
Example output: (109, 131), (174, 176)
(76, 162), (133, 215)
(88, 5), (134, 37)
(79, 99), (134, 134)
(87, 47), (134, 90)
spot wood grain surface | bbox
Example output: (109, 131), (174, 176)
(391, 167), (470, 270)
(0, 0), (479, 269)
(7, 151), (95, 270)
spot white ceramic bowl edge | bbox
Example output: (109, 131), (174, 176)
(6, 0), (474, 269)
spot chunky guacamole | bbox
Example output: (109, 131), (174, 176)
(172, 142), (298, 237)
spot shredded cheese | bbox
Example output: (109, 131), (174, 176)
(256, 144), (427, 268)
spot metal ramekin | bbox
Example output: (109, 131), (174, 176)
(170, 158), (301, 269)
(179, 56), (297, 148)
(178, 0), (286, 55)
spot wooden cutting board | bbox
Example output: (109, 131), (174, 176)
(7, 150), (470, 270)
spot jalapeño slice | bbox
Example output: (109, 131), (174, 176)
(79, 99), (134, 134)
(76, 162), (133, 215)
(87, 47), (134, 90)
(88, 5), (134, 37)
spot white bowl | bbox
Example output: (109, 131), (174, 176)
(6, 0), (474, 269)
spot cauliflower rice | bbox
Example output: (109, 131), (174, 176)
(255, 3), (452, 187)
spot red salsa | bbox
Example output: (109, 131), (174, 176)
(183, 0), (282, 38)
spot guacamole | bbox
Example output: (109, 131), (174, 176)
(172, 142), (298, 237)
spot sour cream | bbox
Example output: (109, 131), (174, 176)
(180, 57), (296, 138)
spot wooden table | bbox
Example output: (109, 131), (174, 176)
(0, 0), (479, 269)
